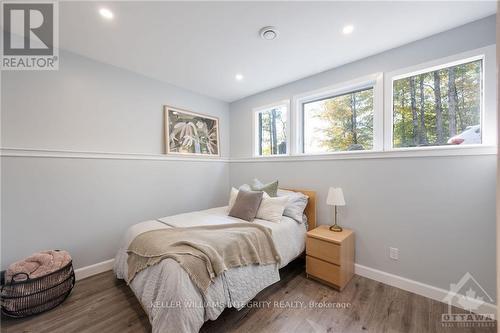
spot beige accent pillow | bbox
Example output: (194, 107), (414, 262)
(256, 195), (288, 223)
(228, 190), (263, 222)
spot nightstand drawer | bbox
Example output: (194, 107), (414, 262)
(306, 237), (340, 265)
(306, 255), (340, 285)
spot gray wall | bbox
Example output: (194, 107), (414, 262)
(1, 51), (230, 156)
(1, 50), (230, 269)
(229, 16), (497, 300)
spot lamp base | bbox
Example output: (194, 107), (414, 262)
(329, 224), (343, 232)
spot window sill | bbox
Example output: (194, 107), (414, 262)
(253, 154), (290, 159)
(232, 145), (497, 163)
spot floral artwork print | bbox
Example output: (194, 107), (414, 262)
(165, 106), (219, 156)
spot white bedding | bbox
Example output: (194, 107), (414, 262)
(114, 206), (306, 333)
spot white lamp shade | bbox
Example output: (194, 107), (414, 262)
(326, 187), (345, 206)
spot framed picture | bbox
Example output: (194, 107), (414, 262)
(164, 105), (220, 156)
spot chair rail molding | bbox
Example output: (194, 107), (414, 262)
(0, 147), (229, 162)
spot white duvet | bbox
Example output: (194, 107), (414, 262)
(114, 206), (306, 333)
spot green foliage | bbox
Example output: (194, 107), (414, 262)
(258, 107), (287, 156)
(304, 88), (374, 152)
(393, 60), (481, 147)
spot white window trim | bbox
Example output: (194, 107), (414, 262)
(293, 73), (384, 156)
(252, 100), (291, 158)
(384, 45), (497, 152)
(231, 145), (495, 163)
(244, 47), (497, 161)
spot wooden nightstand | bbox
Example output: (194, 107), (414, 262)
(306, 225), (354, 290)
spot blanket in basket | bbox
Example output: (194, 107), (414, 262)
(6, 250), (72, 283)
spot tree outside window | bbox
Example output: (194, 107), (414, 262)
(303, 88), (374, 153)
(256, 104), (287, 156)
(393, 60), (482, 148)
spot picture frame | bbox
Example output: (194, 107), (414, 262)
(164, 105), (220, 157)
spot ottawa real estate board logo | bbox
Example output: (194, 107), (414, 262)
(1, 1), (59, 70)
(441, 272), (495, 328)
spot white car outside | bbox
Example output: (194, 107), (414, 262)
(447, 125), (481, 145)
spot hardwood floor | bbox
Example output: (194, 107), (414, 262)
(2, 259), (495, 333)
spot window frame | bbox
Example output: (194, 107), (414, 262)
(384, 45), (497, 152)
(294, 73), (384, 156)
(252, 100), (291, 157)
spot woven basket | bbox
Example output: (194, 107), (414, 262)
(0, 258), (75, 318)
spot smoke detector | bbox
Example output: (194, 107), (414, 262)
(259, 26), (279, 40)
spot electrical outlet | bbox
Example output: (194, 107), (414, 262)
(389, 247), (399, 260)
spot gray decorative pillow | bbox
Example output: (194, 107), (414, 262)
(228, 190), (263, 222)
(277, 189), (309, 223)
(251, 178), (279, 197)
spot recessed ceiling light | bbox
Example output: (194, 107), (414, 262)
(99, 8), (114, 20)
(342, 25), (354, 35)
(259, 26), (279, 40)
(235, 74), (244, 81)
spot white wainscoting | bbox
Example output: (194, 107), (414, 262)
(2, 147), (495, 164)
(0, 148), (229, 162)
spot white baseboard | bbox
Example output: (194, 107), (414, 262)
(74, 259), (115, 281)
(355, 263), (497, 314)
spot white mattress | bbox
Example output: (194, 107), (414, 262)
(114, 206), (306, 333)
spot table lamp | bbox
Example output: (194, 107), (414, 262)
(326, 187), (345, 232)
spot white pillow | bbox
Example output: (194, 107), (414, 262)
(239, 184), (252, 191)
(277, 189), (309, 223)
(256, 195), (288, 223)
(228, 187), (239, 210)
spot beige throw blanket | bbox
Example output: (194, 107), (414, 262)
(126, 223), (281, 293)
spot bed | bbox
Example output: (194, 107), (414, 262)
(114, 189), (316, 333)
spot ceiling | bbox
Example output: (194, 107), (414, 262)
(60, 1), (496, 102)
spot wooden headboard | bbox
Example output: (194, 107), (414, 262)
(283, 188), (316, 231)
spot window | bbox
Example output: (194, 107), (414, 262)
(302, 88), (375, 154)
(392, 58), (483, 148)
(254, 102), (289, 156)
(247, 47), (495, 160)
